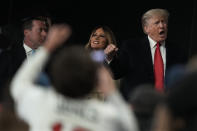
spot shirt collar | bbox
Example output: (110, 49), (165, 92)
(148, 36), (165, 49)
(23, 42), (33, 53)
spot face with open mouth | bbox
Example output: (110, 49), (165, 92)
(144, 15), (168, 43)
(90, 28), (107, 50)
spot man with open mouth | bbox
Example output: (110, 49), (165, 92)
(104, 8), (188, 101)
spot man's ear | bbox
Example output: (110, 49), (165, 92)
(24, 29), (29, 37)
(144, 25), (149, 34)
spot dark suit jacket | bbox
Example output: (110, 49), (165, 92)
(10, 42), (51, 86)
(11, 42), (26, 76)
(0, 42), (25, 101)
(109, 36), (188, 101)
(0, 50), (13, 87)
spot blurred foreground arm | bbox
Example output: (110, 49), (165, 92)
(44, 24), (72, 52)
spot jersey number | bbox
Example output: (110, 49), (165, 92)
(52, 123), (90, 131)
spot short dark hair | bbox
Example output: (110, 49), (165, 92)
(22, 16), (47, 31)
(50, 45), (99, 98)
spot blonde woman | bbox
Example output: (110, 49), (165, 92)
(86, 25), (119, 100)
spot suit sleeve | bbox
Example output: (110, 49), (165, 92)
(109, 41), (131, 80)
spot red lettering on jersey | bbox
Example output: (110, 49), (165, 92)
(73, 127), (90, 131)
(52, 123), (62, 131)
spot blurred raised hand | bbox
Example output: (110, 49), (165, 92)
(44, 24), (72, 52)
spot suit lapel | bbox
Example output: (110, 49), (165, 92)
(141, 37), (154, 73)
(11, 43), (26, 75)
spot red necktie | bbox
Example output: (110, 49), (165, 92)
(154, 42), (164, 92)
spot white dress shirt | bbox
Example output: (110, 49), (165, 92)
(148, 36), (166, 75)
(23, 43), (35, 59)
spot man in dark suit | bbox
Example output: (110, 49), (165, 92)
(11, 16), (48, 75)
(0, 16), (48, 91)
(104, 8), (188, 101)
(0, 10), (52, 101)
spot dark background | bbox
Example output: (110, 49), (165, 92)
(1, 0), (197, 58)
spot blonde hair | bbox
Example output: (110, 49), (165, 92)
(142, 8), (169, 33)
(85, 25), (117, 50)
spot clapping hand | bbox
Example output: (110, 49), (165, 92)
(104, 44), (118, 62)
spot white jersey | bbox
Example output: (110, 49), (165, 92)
(10, 47), (139, 131)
